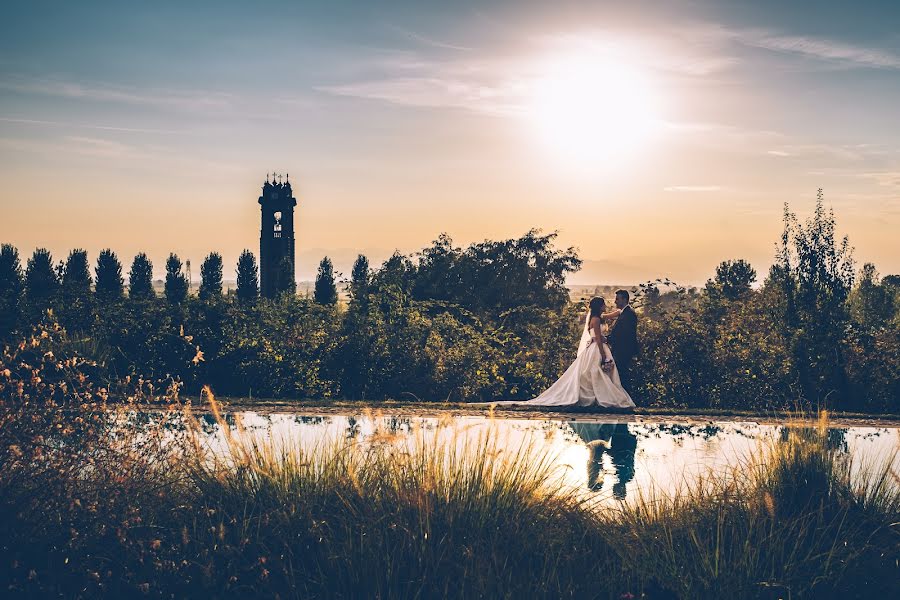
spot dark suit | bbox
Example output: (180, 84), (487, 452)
(607, 305), (638, 394)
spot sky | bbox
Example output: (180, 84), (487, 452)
(1, 0), (899, 285)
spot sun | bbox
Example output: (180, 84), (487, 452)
(528, 53), (661, 172)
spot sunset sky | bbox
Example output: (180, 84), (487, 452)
(2, 0), (899, 285)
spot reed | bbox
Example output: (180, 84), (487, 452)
(1, 392), (897, 598)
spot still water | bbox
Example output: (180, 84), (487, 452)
(183, 411), (900, 505)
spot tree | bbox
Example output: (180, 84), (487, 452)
(0, 244), (24, 336)
(95, 249), (124, 302)
(710, 259), (756, 300)
(199, 252), (224, 300)
(772, 190), (855, 404)
(235, 250), (259, 302)
(349, 254), (370, 304)
(849, 263), (895, 328)
(128, 253), (154, 300)
(62, 249), (92, 297)
(164, 253), (188, 304)
(412, 233), (461, 302)
(25, 248), (59, 313)
(408, 229), (581, 314)
(60, 249), (93, 330)
(275, 256), (296, 297)
(314, 257), (338, 305)
(371, 252), (416, 298)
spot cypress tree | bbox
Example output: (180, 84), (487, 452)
(25, 248), (59, 312)
(61, 249), (93, 330)
(349, 254), (369, 304)
(236, 249), (259, 302)
(128, 252), (154, 299)
(164, 253), (188, 304)
(0, 244), (24, 336)
(95, 249), (124, 302)
(62, 249), (92, 298)
(276, 256), (296, 297)
(199, 252), (224, 300)
(314, 256), (338, 305)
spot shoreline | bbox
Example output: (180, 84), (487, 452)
(137, 397), (900, 428)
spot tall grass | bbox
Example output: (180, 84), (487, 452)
(1, 388), (898, 598)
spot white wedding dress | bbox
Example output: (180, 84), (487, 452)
(498, 314), (635, 409)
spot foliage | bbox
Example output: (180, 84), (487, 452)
(0, 244), (24, 338)
(275, 255), (296, 297)
(60, 249), (93, 332)
(411, 230), (582, 314)
(313, 256), (338, 305)
(0, 200), (897, 410)
(199, 252), (224, 300)
(235, 249), (258, 302)
(128, 252), (154, 300)
(24, 248), (58, 316)
(164, 253), (188, 305)
(349, 253), (369, 305)
(706, 258), (757, 302)
(95, 248), (124, 303)
(850, 263), (895, 329)
(770, 191), (856, 405)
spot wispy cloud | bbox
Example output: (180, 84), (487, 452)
(663, 185), (722, 192)
(734, 30), (900, 69)
(316, 75), (524, 116)
(860, 171), (900, 190)
(0, 116), (184, 135)
(0, 77), (234, 112)
(764, 143), (885, 162)
(386, 24), (473, 52)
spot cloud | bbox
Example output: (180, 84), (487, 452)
(316, 75), (524, 116)
(386, 24), (473, 52)
(860, 171), (900, 190)
(663, 185), (722, 192)
(0, 77), (234, 112)
(734, 30), (900, 69)
(0, 116), (184, 135)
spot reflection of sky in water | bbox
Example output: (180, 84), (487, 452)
(191, 413), (900, 507)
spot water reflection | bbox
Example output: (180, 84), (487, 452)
(176, 412), (899, 505)
(573, 423), (637, 498)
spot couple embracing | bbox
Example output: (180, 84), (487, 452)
(501, 290), (637, 409)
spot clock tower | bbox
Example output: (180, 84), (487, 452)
(258, 173), (297, 298)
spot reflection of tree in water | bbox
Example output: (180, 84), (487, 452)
(294, 416), (329, 426)
(198, 413), (240, 435)
(346, 417), (360, 439)
(778, 425), (848, 452)
(386, 417), (412, 434)
(571, 423), (638, 500)
(637, 423), (723, 443)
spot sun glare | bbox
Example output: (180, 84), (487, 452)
(528, 53), (661, 173)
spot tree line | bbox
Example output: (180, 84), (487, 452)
(1, 192), (898, 412)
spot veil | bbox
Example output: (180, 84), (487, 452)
(576, 308), (592, 358)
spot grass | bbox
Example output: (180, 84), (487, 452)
(1, 389), (898, 598)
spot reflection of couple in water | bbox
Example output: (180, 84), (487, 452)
(570, 422), (637, 499)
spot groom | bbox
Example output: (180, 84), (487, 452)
(607, 290), (638, 395)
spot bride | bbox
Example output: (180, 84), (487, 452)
(499, 297), (635, 409)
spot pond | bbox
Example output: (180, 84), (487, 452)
(184, 410), (900, 505)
